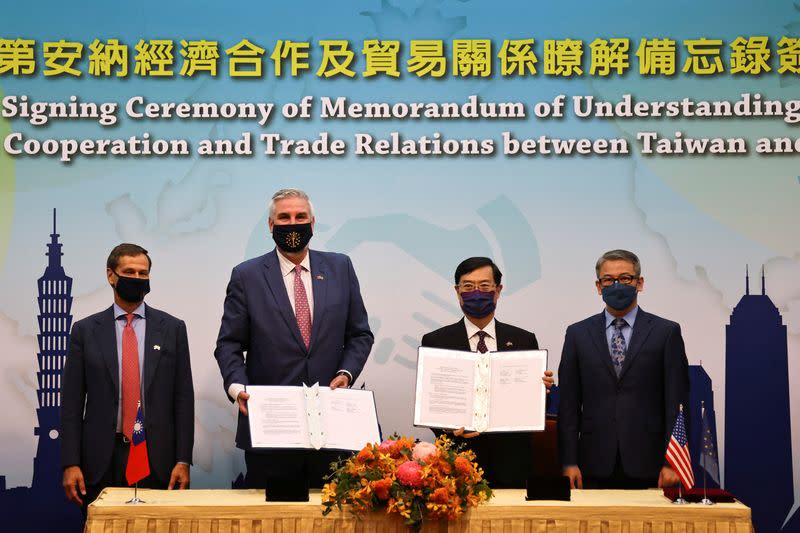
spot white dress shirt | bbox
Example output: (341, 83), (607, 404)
(276, 248), (314, 321)
(464, 317), (498, 352)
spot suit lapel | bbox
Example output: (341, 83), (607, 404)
(262, 250), (307, 351)
(98, 306), (119, 396)
(589, 312), (618, 380)
(143, 306), (163, 395)
(495, 321), (514, 352)
(451, 319), (471, 351)
(309, 251), (327, 351)
(619, 308), (654, 380)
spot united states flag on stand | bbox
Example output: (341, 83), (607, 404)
(125, 400), (150, 485)
(665, 407), (694, 490)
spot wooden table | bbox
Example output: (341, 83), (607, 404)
(86, 487), (753, 532)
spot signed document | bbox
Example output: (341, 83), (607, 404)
(247, 384), (380, 451)
(414, 347), (548, 432)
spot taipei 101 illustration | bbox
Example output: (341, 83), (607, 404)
(0, 210), (83, 531)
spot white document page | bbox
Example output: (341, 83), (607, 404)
(487, 350), (548, 431)
(319, 388), (381, 451)
(414, 347), (477, 430)
(246, 385), (310, 448)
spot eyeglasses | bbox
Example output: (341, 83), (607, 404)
(457, 282), (496, 292)
(597, 275), (639, 287)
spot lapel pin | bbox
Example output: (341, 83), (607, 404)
(316, 275), (324, 280)
(505, 341), (513, 347)
(153, 345), (161, 351)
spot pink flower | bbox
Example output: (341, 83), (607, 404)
(396, 460), (423, 487)
(412, 441), (438, 464)
(378, 439), (394, 454)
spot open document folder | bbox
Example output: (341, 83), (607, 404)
(246, 384), (380, 451)
(414, 347), (548, 433)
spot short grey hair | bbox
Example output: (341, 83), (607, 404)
(595, 249), (641, 278)
(267, 188), (315, 220)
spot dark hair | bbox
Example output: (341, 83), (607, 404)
(107, 243), (152, 271)
(454, 257), (502, 285)
(595, 249), (641, 277)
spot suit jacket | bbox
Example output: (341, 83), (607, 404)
(214, 249), (374, 449)
(420, 318), (539, 488)
(60, 305), (195, 486)
(557, 308), (690, 480)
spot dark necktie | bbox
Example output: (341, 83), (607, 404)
(476, 330), (489, 353)
(610, 318), (627, 376)
(294, 265), (312, 348)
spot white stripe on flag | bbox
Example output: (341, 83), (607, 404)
(667, 441), (694, 487)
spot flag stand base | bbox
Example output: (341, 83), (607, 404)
(701, 497), (715, 506)
(125, 483), (145, 504)
(672, 497), (688, 505)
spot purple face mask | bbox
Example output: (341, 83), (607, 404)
(460, 289), (496, 318)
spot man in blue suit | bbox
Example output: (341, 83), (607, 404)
(557, 249), (689, 489)
(214, 188), (374, 489)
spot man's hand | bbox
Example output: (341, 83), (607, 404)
(658, 466), (680, 488)
(63, 465), (86, 505)
(563, 465), (583, 489)
(543, 370), (555, 392)
(168, 463), (190, 490)
(329, 374), (350, 389)
(452, 427), (481, 439)
(236, 390), (250, 416)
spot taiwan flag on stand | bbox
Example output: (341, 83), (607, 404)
(665, 406), (695, 490)
(126, 400), (150, 485)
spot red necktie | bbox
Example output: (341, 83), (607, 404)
(294, 265), (312, 348)
(121, 313), (141, 440)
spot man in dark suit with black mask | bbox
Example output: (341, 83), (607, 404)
(61, 243), (194, 515)
(420, 257), (553, 488)
(557, 249), (690, 490)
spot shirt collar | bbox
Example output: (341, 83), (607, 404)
(114, 302), (146, 320)
(277, 249), (311, 277)
(464, 317), (497, 340)
(605, 305), (638, 329)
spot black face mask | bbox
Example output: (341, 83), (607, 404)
(601, 283), (637, 311)
(272, 223), (313, 253)
(114, 273), (150, 304)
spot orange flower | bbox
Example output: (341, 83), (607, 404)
(454, 456), (472, 475)
(371, 477), (393, 500)
(431, 487), (450, 504)
(356, 446), (373, 463)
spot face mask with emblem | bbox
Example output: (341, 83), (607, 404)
(272, 222), (313, 253)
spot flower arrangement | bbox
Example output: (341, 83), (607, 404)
(321, 434), (492, 531)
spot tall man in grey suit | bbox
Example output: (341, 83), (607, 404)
(421, 257), (554, 488)
(61, 244), (194, 514)
(558, 249), (690, 489)
(214, 188), (374, 489)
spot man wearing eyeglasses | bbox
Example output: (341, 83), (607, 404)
(420, 256), (554, 488)
(557, 249), (689, 490)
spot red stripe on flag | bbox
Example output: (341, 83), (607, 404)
(126, 441), (150, 486)
(668, 443), (692, 476)
(666, 438), (694, 489)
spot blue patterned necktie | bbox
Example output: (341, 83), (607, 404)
(610, 318), (627, 376)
